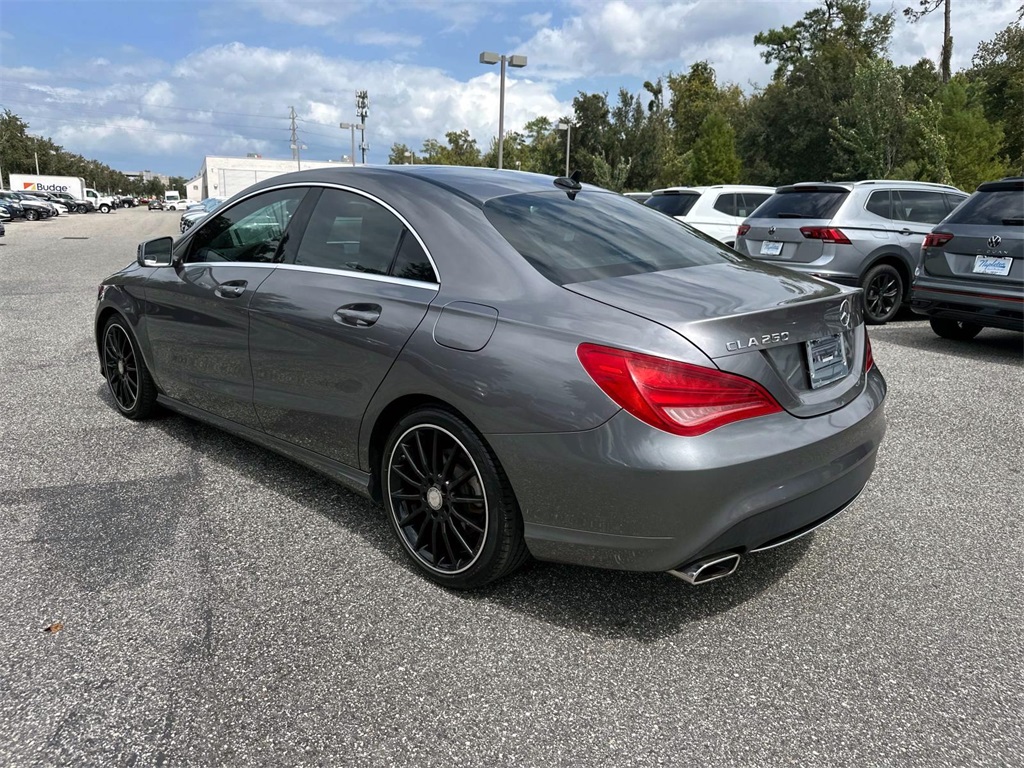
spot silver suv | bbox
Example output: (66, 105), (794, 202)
(734, 181), (968, 323)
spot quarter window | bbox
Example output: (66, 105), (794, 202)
(712, 194), (738, 217)
(865, 191), (892, 219)
(186, 188), (307, 263)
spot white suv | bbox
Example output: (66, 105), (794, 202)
(644, 185), (776, 246)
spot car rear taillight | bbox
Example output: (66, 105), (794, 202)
(737, 224), (750, 237)
(577, 344), (783, 437)
(864, 330), (874, 371)
(800, 226), (851, 244)
(922, 232), (953, 249)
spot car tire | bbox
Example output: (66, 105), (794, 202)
(861, 263), (903, 324)
(382, 407), (529, 589)
(25, 209), (38, 221)
(77, 204), (88, 213)
(100, 316), (159, 420)
(929, 318), (983, 341)
(99, 203), (111, 214)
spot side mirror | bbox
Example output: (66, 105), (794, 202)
(137, 236), (174, 267)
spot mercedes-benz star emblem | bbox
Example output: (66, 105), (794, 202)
(839, 299), (852, 329)
(768, 226), (777, 236)
(988, 235), (1002, 248)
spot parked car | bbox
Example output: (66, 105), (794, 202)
(0, 192), (26, 219)
(734, 180), (968, 324)
(148, 199), (164, 210)
(95, 166), (886, 589)
(179, 197), (226, 233)
(645, 185), (776, 247)
(910, 177), (1023, 339)
(163, 198), (195, 211)
(24, 191), (70, 215)
(5, 191), (54, 221)
(49, 190), (94, 213)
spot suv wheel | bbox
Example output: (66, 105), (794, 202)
(929, 318), (982, 341)
(862, 263), (903, 324)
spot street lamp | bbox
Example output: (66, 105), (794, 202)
(556, 122), (572, 177)
(479, 51), (527, 170)
(340, 123), (364, 167)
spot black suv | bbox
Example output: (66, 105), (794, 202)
(911, 177), (1023, 339)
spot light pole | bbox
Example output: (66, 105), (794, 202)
(340, 122), (363, 167)
(556, 122), (572, 177)
(479, 51), (527, 170)
(289, 142), (306, 170)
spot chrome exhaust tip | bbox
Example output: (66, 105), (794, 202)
(668, 553), (741, 585)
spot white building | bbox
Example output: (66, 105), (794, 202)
(193, 155), (361, 200)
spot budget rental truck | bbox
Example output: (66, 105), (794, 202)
(9, 174), (118, 213)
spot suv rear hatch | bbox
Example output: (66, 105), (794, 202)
(923, 179), (1024, 285)
(738, 184), (850, 264)
(644, 190), (701, 219)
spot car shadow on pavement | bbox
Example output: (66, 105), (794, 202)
(113, 389), (811, 642)
(877, 324), (1023, 366)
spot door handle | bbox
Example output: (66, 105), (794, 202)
(214, 280), (247, 299)
(899, 229), (913, 236)
(334, 303), (382, 327)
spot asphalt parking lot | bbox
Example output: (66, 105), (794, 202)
(1, 208), (1021, 767)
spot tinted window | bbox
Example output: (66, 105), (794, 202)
(712, 194), (738, 216)
(893, 190), (949, 224)
(754, 190), (849, 219)
(391, 232), (436, 283)
(645, 192), (700, 217)
(944, 193), (967, 213)
(738, 193), (770, 217)
(295, 188), (405, 274)
(484, 190), (738, 285)
(187, 187), (307, 263)
(865, 191), (891, 219)
(945, 190), (1024, 225)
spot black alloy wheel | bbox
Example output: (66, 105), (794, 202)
(77, 204), (88, 213)
(862, 263), (903, 324)
(383, 408), (528, 588)
(25, 209), (38, 221)
(101, 317), (158, 419)
(930, 318), (983, 341)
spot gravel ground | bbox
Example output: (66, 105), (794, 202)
(1, 208), (1021, 767)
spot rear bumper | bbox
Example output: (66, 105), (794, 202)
(488, 367), (887, 572)
(911, 277), (1024, 331)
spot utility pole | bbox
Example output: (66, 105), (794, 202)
(356, 91), (369, 165)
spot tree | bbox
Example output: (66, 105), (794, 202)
(903, 0), (952, 83)
(937, 79), (1008, 188)
(388, 143), (414, 164)
(967, 22), (1024, 173)
(689, 113), (741, 184)
(667, 62), (722, 152)
(831, 58), (908, 179)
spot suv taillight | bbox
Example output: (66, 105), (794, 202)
(737, 224), (750, 237)
(577, 344), (782, 437)
(922, 232), (953, 249)
(800, 226), (851, 244)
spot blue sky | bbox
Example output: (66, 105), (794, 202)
(0, 0), (1016, 178)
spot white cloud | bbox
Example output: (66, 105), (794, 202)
(356, 30), (424, 48)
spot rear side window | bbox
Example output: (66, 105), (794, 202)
(712, 194), (738, 216)
(645, 192), (700, 217)
(893, 190), (950, 224)
(945, 190), (1024, 225)
(865, 191), (891, 219)
(753, 190), (849, 220)
(738, 193), (770, 217)
(484, 190), (738, 285)
(295, 188), (405, 274)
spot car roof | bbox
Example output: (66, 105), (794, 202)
(778, 180), (964, 193)
(650, 184), (776, 195)
(252, 165), (605, 207)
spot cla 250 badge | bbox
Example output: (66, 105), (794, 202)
(726, 332), (790, 352)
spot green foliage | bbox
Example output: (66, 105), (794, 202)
(388, 143), (414, 164)
(937, 79), (1008, 188)
(967, 22), (1024, 173)
(689, 114), (741, 184)
(831, 58), (908, 179)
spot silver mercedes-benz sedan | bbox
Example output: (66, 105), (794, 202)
(94, 166), (886, 589)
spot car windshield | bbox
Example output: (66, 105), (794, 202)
(754, 189), (849, 220)
(644, 192), (700, 217)
(483, 190), (738, 285)
(945, 190), (1024, 226)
